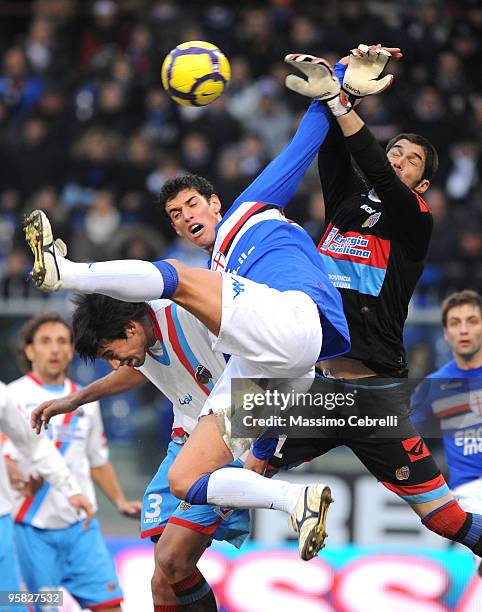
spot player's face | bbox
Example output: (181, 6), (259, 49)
(386, 139), (430, 194)
(25, 322), (74, 382)
(444, 304), (482, 361)
(98, 321), (149, 369)
(165, 188), (222, 252)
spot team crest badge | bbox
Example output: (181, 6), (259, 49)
(395, 466), (410, 480)
(212, 251), (226, 271)
(195, 365), (212, 384)
(179, 501), (192, 511)
(469, 390), (482, 416)
(362, 212), (381, 228)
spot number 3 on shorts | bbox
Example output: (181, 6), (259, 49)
(145, 493), (163, 519)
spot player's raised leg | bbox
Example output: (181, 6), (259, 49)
(167, 412), (332, 561)
(23, 210), (224, 335)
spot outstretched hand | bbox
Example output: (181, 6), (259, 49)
(338, 44), (403, 65)
(31, 397), (78, 434)
(117, 499), (143, 520)
(284, 54), (340, 101)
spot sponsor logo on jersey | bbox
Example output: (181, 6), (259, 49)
(178, 394), (193, 405)
(401, 436), (431, 462)
(321, 227), (371, 259)
(231, 277), (245, 299)
(395, 466), (410, 480)
(454, 427), (482, 455)
(360, 203), (377, 215)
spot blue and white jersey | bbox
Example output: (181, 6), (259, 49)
(411, 360), (482, 489)
(209, 101), (350, 361)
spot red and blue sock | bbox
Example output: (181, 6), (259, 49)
(171, 569), (217, 610)
(422, 499), (482, 554)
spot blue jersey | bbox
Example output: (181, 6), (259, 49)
(210, 101), (350, 360)
(411, 360), (482, 489)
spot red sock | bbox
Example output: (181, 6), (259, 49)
(171, 568), (213, 606)
(154, 605), (180, 611)
(422, 500), (467, 538)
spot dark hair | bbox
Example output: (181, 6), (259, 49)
(72, 294), (149, 362)
(441, 290), (482, 327)
(159, 174), (215, 216)
(18, 312), (73, 373)
(386, 133), (439, 182)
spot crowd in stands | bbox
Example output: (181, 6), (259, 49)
(0, 0), (480, 305)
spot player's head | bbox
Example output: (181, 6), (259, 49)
(19, 312), (74, 380)
(160, 174), (222, 252)
(386, 134), (438, 195)
(72, 294), (152, 368)
(442, 290), (482, 363)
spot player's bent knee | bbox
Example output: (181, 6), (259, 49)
(156, 546), (196, 584)
(167, 464), (192, 500)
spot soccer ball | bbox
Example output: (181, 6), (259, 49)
(161, 41), (231, 107)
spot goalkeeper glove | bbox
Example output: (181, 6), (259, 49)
(343, 44), (394, 98)
(284, 53), (352, 117)
(285, 46), (394, 117)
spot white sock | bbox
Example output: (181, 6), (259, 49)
(61, 259), (165, 301)
(206, 467), (302, 513)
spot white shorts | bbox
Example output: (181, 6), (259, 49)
(453, 478), (482, 564)
(201, 272), (323, 458)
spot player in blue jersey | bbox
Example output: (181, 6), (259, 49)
(411, 290), (482, 570)
(22, 56), (359, 562)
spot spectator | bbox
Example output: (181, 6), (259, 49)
(71, 188), (121, 261)
(0, 47), (44, 119)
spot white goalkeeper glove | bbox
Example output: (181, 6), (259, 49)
(343, 44), (394, 98)
(284, 53), (352, 117)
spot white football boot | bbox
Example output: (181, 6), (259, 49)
(23, 209), (66, 291)
(289, 483), (333, 561)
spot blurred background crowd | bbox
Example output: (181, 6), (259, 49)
(0, 0), (480, 443)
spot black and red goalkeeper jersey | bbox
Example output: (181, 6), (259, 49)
(317, 123), (433, 377)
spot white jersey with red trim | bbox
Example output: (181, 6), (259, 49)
(0, 381), (81, 517)
(138, 300), (226, 434)
(6, 374), (108, 529)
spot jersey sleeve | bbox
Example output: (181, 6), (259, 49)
(317, 120), (363, 218)
(410, 379), (439, 436)
(2, 434), (20, 461)
(345, 126), (433, 259)
(85, 403), (110, 468)
(0, 390), (81, 497)
(230, 100), (331, 211)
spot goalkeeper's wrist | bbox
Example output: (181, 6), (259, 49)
(326, 92), (352, 117)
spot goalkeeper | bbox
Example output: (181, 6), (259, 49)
(254, 47), (482, 558)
